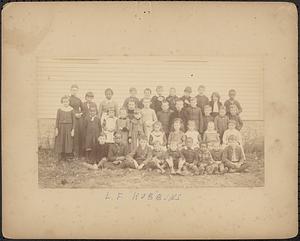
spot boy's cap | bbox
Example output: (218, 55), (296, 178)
(184, 86), (192, 93)
(85, 91), (94, 97)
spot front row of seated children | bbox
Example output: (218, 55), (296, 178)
(82, 131), (249, 175)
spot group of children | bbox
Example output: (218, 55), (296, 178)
(54, 84), (249, 175)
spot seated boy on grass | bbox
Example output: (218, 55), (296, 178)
(196, 142), (220, 175)
(179, 137), (199, 175)
(222, 135), (249, 173)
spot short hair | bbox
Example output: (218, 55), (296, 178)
(129, 87), (137, 92)
(173, 118), (182, 124)
(156, 86), (163, 91)
(105, 88), (114, 95)
(211, 92), (220, 100)
(60, 95), (69, 103)
(70, 84), (79, 89)
(229, 89), (236, 94)
(144, 88), (152, 94)
(228, 120), (237, 126)
(184, 86), (192, 93)
(198, 85), (205, 90)
(85, 91), (94, 98)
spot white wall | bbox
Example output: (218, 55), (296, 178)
(37, 56), (263, 120)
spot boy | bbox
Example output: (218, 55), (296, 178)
(123, 87), (140, 110)
(139, 88), (152, 108)
(169, 99), (187, 131)
(166, 87), (179, 111)
(82, 91), (98, 118)
(181, 86), (192, 109)
(127, 99), (137, 120)
(180, 137), (199, 175)
(99, 88), (119, 122)
(195, 85), (209, 114)
(224, 89), (243, 115)
(228, 104), (243, 130)
(222, 135), (248, 173)
(145, 141), (168, 173)
(156, 101), (173, 138)
(202, 105), (214, 134)
(210, 142), (223, 162)
(86, 133), (109, 170)
(196, 142), (219, 175)
(125, 135), (152, 169)
(103, 132), (128, 169)
(151, 85), (165, 113)
(222, 120), (243, 145)
(165, 141), (185, 174)
(185, 97), (203, 133)
(214, 106), (229, 143)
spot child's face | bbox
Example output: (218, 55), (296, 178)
(170, 143), (177, 151)
(143, 100), (151, 108)
(229, 91), (236, 99)
(128, 101), (136, 110)
(212, 95), (218, 102)
(70, 87), (78, 96)
(191, 99), (197, 107)
(198, 87), (205, 95)
(108, 110), (115, 117)
(140, 139), (147, 148)
(187, 122), (195, 131)
(114, 134), (122, 144)
(130, 90), (137, 97)
(144, 90), (151, 98)
(219, 109), (226, 116)
(175, 101), (183, 110)
(62, 98), (70, 107)
(174, 122), (181, 131)
(184, 91), (190, 97)
(86, 96), (93, 102)
(153, 124), (160, 131)
(105, 91), (113, 100)
(207, 122), (215, 130)
(161, 103), (169, 111)
(156, 88), (164, 96)
(186, 139), (193, 148)
(169, 88), (176, 96)
(204, 108), (211, 116)
(228, 123), (235, 130)
(98, 136), (106, 144)
(119, 109), (127, 118)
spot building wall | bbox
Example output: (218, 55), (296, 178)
(38, 118), (264, 152)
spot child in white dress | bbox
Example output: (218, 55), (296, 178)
(140, 98), (157, 141)
(102, 108), (117, 144)
(184, 120), (202, 150)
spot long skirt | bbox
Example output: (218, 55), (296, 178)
(55, 123), (73, 154)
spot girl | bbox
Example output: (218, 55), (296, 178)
(68, 84), (84, 158)
(84, 107), (102, 161)
(102, 108), (117, 144)
(202, 121), (220, 149)
(82, 91), (98, 118)
(54, 95), (75, 161)
(168, 118), (186, 150)
(128, 108), (145, 152)
(140, 98), (157, 140)
(184, 120), (202, 150)
(116, 108), (130, 147)
(98, 88), (119, 122)
(149, 121), (167, 150)
(209, 92), (222, 118)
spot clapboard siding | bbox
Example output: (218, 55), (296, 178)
(37, 56), (263, 120)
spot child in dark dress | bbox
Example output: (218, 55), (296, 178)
(166, 87), (179, 112)
(214, 106), (229, 143)
(151, 86), (165, 113)
(195, 85), (209, 115)
(83, 133), (109, 170)
(169, 99), (187, 131)
(209, 92), (223, 118)
(82, 92), (98, 118)
(156, 101), (172, 138)
(181, 86), (192, 110)
(84, 107), (102, 161)
(69, 84), (84, 158)
(54, 95), (75, 161)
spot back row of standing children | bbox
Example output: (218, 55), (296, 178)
(54, 84), (244, 166)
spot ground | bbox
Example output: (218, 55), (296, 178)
(38, 150), (264, 188)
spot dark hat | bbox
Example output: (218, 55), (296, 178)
(184, 86), (192, 93)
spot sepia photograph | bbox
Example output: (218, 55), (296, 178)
(38, 56), (264, 188)
(2, 2), (297, 239)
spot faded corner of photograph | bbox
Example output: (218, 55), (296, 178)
(37, 56), (264, 188)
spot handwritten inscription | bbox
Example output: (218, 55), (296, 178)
(105, 191), (182, 201)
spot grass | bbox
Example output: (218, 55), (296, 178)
(38, 150), (264, 188)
